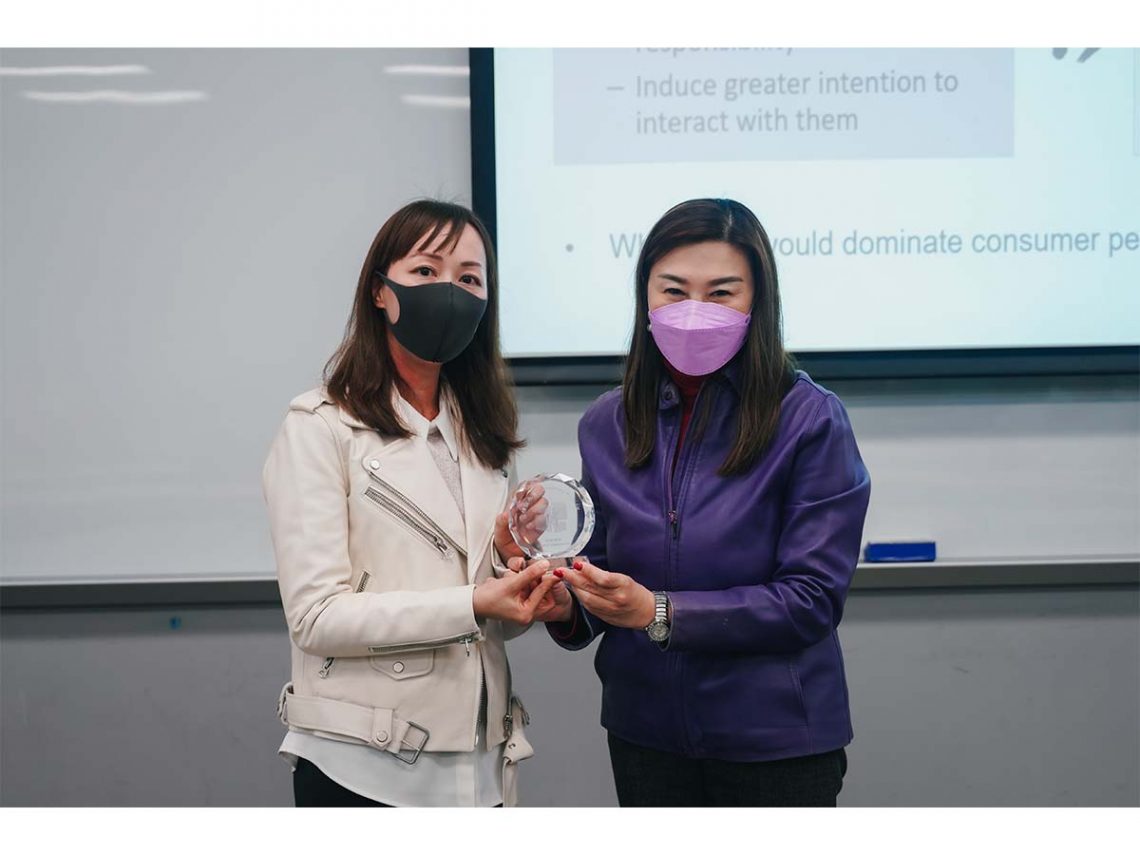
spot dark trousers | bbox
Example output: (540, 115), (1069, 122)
(292, 758), (393, 807)
(607, 732), (847, 807)
(291, 757), (504, 807)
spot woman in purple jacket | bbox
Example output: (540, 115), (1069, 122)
(535, 198), (871, 806)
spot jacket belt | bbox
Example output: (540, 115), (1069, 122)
(277, 683), (534, 806)
(277, 682), (429, 764)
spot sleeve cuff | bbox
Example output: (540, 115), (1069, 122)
(547, 604), (580, 641)
(454, 583), (483, 639)
(491, 544), (511, 578)
(546, 597), (595, 649)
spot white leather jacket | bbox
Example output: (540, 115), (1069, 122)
(262, 387), (532, 800)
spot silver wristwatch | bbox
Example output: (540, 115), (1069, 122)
(645, 591), (671, 643)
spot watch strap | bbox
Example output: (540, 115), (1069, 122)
(645, 591), (670, 641)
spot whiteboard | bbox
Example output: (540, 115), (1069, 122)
(1, 48), (472, 583)
(2, 48), (1136, 587)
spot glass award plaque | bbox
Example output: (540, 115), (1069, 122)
(507, 473), (595, 560)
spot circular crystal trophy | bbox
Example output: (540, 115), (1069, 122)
(507, 473), (595, 560)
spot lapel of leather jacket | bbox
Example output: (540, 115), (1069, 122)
(355, 433), (469, 557)
(334, 385), (508, 577)
(459, 449), (509, 583)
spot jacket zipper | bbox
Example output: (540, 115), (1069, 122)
(664, 421), (680, 547)
(318, 570), (372, 678)
(364, 472), (467, 558)
(504, 693), (530, 738)
(366, 630), (482, 656)
(474, 650), (486, 747)
(323, 630), (481, 676)
(364, 488), (452, 556)
(664, 381), (707, 545)
(663, 380), (708, 757)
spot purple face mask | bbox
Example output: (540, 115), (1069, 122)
(648, 300), (751, 376)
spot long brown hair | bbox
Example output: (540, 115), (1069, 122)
(324, 199), (523, 470)
(623, 198), (794, 476)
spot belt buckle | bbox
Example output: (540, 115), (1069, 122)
(394, 720), (430, 765)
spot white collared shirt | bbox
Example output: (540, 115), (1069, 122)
(393, 390), (461, 462)
(397, 393), (465, 515)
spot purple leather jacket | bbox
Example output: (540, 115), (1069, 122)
(549, 365), (871, 762)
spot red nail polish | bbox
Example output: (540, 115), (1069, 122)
(553, 568), (564, 578)
(573, 560), (583, 570)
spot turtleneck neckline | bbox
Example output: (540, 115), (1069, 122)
(664, 361), (708, 404)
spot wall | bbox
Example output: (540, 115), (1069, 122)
(2, 583), (1136, 806)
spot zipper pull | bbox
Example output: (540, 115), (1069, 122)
(668, 509), (679, 538)
(514, 695), (531, 726)
(463, 637), (472, 657)
(318, 657), (335, 678)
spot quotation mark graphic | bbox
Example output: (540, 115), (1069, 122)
(1052, 48), (1100, 62)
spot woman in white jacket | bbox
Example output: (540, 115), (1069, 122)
(263, 199), (560, 807)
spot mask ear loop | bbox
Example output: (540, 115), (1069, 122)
(372, 269), (392, 314)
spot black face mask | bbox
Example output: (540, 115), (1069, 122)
(376, 272), (488, 363)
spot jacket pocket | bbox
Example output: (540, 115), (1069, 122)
(369, 648), (435, 679)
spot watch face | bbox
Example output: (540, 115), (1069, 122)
(647, 622), (670, 643)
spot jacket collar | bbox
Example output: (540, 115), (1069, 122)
(325, 386), (459, 453)
(311, 387), (373, 431)
(657, 354), (745, 410)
